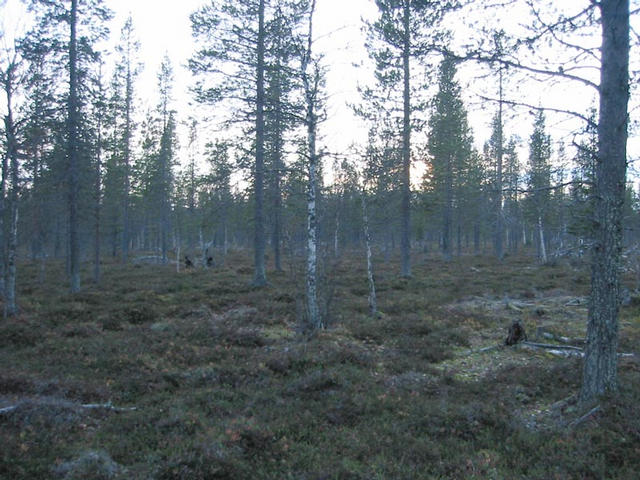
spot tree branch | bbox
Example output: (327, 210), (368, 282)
(438, 48), (599, 90)
(477, 94), (597, 127)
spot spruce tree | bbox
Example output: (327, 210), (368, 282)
(426, 57), (473, 261)
(526, 111), (552, 262)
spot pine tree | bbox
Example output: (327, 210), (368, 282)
(190, 0), (269, 286)
(115, 16), (140, 264)
(24, 0), (112, 292)
(581, 0), (630, 403)
(1, 51), (22, 315)
(365, 0), (456, 276)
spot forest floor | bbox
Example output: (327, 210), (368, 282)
(1, 251), (640, 479)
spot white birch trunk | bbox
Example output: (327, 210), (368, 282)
(302, 0), (321, 330)
(538, 216), (547, 263)
(362, 191), (377, 317)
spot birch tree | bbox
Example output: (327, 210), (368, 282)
(300, 0), (324, 331)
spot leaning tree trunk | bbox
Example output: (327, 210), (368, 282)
(580, 0), (629, 404)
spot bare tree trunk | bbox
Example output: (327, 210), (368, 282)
(495, 67), (504, 260)
(302, 0), (321, 330)
(252, 0), (267, 287)
(400, 0), (412, 277)
(271, 58), (284, 273)
(538, 216), (547, 263)
(362, 190), (377, 317)
(334, 211), (340, 258)
(2, 58), (19, 315)
(5, 194), (17, 317)
(581, 0), (629, 404)
(68, 0), (81, 292)
(94, 63), (104, 284)
(122, 69), (131, 264)
(176, 242), (180, 273)
(443, 168), (453, 261)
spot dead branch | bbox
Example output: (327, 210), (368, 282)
(522, 341), (583, 351)
(568, 405), (601, 429)
(80, 401), (137, 412)
(0, 400), (137, 416)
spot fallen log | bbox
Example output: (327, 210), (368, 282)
(0, 399), (136, 416)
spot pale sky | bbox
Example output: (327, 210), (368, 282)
(106, 0), (378, 171)
(2, 0), (638, 182)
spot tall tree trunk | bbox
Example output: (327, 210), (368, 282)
(94, 64), (104, 283)
(68, 0), (81, 292)
(581, 0), (629, 404)
(2, 60), (18, 315)
(495, 67), (504, 260)
(122, 60), (132, 264)
(400, 0), (412, 277)
(303, 0), (321, 330)
(272, 77), (283, 272)
(0, 70), (10, 297)
(6, 143), (18, 317)
(253, 0), (267, 286)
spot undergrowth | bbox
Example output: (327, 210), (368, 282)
(0, 251), (638, 479)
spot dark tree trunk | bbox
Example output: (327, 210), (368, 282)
(272, 72), (283, 272)
(580, 0), (629, 403)
(495, 67), (504, 260)
(122, 60), (132, 264)
(6, 118), (19, 317)
(400, 0), (411, 277)
(442, 162), (453, 261)
(68, 0), (81, 292)
(2, 59), (19, 315)
(94, 65), (104, 283)
(253, 0), (267, 286)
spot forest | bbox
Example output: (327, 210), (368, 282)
(0, 0), (639, 478)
